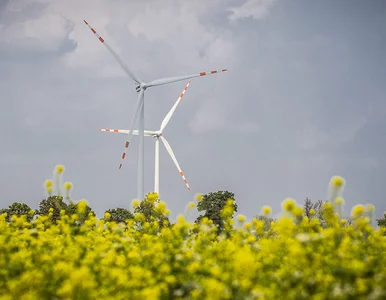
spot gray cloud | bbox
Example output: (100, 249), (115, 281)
(1, 0), (385, 221)
(0, 2), (76, 60)
(228, 0), (277, 21)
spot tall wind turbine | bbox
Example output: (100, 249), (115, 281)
(99, 81), (193, 195)
(84, 20), (227, 200)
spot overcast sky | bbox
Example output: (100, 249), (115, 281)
(0, 0), (385, 221)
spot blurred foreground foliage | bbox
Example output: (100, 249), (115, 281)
(0, 166), (386, 299)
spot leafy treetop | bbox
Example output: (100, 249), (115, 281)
(196, 190), (238, 232)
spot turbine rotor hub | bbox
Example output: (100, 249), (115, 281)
(135, 83), (147, 92)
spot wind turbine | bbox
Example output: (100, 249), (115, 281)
(84, 20), (227, 200)
(99, 80), (193, 195)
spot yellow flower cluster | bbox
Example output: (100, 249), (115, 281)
(262, 205), (272, 216)
(0, 174), (385, 299)
(44, 165), (73, 200)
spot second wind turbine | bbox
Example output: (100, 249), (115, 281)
(99, 81), (193, 195)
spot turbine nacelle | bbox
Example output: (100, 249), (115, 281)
(151, 131), (162, 138)
(135, 82), (147, 92)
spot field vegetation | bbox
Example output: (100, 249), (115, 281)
(1, 165), (386, 299)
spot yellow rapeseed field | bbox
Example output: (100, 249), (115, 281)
(0, 167), (385, 299)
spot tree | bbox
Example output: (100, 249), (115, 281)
(0, 202), (34, 222)
(195, 191), (238, 232)
(303, 198), (324, 219)
(134, 196), (169, 226)
(252, 215), (276, 233)
(301, 198), (331, 227)
(377, 212), (386, 227)
(36, 196), (68, 224)
(303, 198), (354, 228)
(104, 208), (134, 224)
(67, 202), (95, 225)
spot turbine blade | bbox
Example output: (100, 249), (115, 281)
(160, 136), (190, 191)
(83, 20), (143, 84)
(99, 128), (154, 136)
(159, 81), (192, 132)
(99, 128), (138, 135)
(146, 68), (227, 88)
(118, 90), (144, 169)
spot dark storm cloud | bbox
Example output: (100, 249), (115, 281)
(0, 0), (9, 14)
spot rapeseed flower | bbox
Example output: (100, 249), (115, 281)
(55, 165), (65, 174)
(262, 205), (272, 216)
(331, 175), (345, 188)
(77, 199), (88, 214)
(177, 215), (186, 225)
(52, 165), (65, 196)
(184, 201), (196, 220)
(244, 222), (252, 230)
(187, 201), (195, 209)
(294, 206), (304, 217)
(282, 198), (296, 212)
(146, 192), (159, 203)
(328, 175), (346, 203)
(333, 197), (345, 217)
(131, 199), (140, 209)
(366, 204), (375, 212)
(46, 186), (53, 195)
(134, 213), (145, 222)
(334, 197), (345, 206)
(155, 201), (167, 213)
(64, 181), (72, 190)
(351, 204), (365, 218)
(44, 179), (53, 188)
(195, 193), (203, 202)
(62, 181), (73, 201)
(237, 214), (246, 222)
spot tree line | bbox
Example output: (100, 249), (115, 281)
(1, 192), (385, 229)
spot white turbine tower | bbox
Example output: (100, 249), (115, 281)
(84, 20), (227, 200)
(99, 81), (193, 195)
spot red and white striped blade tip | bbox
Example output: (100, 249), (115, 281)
(118, 141), (130, 169)
(199, 69), (227, 76)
